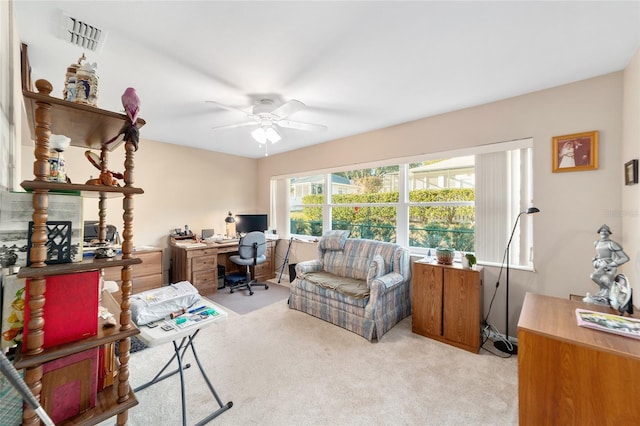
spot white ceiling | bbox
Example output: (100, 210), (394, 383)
(14, 1), (640, 159)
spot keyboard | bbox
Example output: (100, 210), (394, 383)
(216, 238), (239, 244)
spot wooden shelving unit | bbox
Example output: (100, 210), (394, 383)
(18, 79), (146, 426)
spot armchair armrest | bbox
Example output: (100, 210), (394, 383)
(370, 272), (405, 291)
(295, 259), (323, 277)
(367, 272), (407, 306)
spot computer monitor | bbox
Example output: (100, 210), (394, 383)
(235, 214), (268, 234)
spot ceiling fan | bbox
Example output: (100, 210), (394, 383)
(206, 98), (327, 145)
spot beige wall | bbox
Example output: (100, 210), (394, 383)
(21, 138), (259, 281)
(11, 5), (636, 336)
(622, 48), (640, 298)
(259, 72), (625, 336)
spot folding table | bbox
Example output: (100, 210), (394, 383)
(134, 299), (232, 426)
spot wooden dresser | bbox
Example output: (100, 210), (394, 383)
(411, 260), (484, 353)
(518, 292), (640, 424)
(171, 239), (276, 294)
(103, 247), (163, 303)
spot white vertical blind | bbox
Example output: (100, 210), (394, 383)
(475, 142), (533, 267)
(272, 178), (290, 236)
(396, 163), (409, 247)
(475, 151), (509, 264)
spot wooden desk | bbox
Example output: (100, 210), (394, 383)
(518, 292), (640, 425)
(170, 239), (276, 294)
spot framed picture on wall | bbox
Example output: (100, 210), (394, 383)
(625, 159), (638, 185)
(552, 130), (598, 173)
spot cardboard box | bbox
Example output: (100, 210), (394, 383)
(23, 270), (99, 350)
(41, 347), (99, 423)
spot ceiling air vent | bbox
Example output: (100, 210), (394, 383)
(60, 14), (103, 51)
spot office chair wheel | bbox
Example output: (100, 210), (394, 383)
(230, 289), (234, 294)
(249, 291), (254, 296)
(265, 284), (269, 289)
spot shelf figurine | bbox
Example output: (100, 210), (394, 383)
(584, 224), (633, 314)
(103, 87), (141, 151)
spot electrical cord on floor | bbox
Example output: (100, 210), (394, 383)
(480, 322), (513, 358)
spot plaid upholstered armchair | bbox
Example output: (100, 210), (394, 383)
(289, 231), (411, 341)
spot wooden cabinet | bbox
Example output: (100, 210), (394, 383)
(171, 240), (276, 294)
(103, 248), (163, 303)
(518, 293), (640, 425)
(412, 261), (483, 353)
(16, 79), (146, 426)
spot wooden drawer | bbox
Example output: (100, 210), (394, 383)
(103, 249), (162, 281)
(132, 273), (163, 294)
(188, 248), (217, 258)
(131, 250), (162, 277)
(192, 270), (216, 292)
(111, 273), (163, 304)
(216, 246), (238, 254)
(254, 260), (272, 276)
(192, 255), (216, 272)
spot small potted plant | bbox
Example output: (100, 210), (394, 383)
(435, 241), (455, 265)
(463, 253), (477, 269)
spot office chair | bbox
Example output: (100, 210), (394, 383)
(228, 231), (269, 296)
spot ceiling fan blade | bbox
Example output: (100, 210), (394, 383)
(211, 121), (258, 131)
(205, 100), (250, 116)
(277, 119), (328, 132)
(270, 99), (305, 119)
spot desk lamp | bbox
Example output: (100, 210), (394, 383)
(494, 206), (540, 355)
(225, 212), (236, 238)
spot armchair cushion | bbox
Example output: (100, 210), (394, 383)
(324, 255), (375, 281)
(318, 230), (350, 251)
(300, 271), (370, 301)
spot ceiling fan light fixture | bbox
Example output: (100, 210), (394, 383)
(266, 127), (281, 143)
(251, 126), (281, 144)
(251, 127), (267, 144)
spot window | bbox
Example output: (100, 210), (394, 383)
(277, 139), (534, 267)
(289, 175), (324, 237)
(330, 167), (399, 242)
(408, 157), (475, 252)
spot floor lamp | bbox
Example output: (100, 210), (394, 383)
(494, 206), (540, 355)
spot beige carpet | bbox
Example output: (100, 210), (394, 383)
(119, 283), (518, 425)
(205, 281), (290, 315)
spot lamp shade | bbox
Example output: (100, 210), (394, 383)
(265, 127), (281, 143)
(251, 127), (267, 144)
(251, 126), (281, 144)
(225, 211), (235, 223)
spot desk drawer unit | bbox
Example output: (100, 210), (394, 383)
(254, 244), (274, 282)
(189, 252), (217, 293)
(104, 248), (163, 304)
